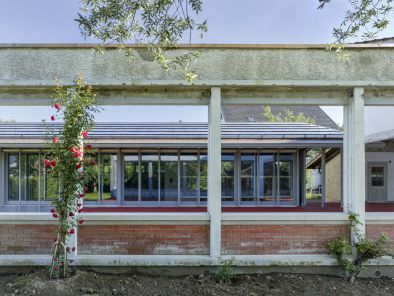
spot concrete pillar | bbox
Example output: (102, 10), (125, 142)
(320, 148), (326, 208)
(344, 87), (366, 242)
(208, 87), (222, 259)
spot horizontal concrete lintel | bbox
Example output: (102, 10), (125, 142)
(222, 212), (349, 225)
(1, 254), (393, 267)
(366, 212), (394, 224)
(3, 79), (394, 88)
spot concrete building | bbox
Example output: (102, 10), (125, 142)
(0, 44), (394, 270)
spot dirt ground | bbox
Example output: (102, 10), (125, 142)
(0, 270), (393, 296)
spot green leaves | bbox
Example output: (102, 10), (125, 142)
(76, 0), (207, 82)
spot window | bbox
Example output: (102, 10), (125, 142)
(199, 153), (208, 200)
(259, 153), (276, 202)
(124, 154), (138, 202)
(222, 154), (235, 202)
(180, 153), (198, 203)
(7, 154), (19, 201)
(101, 154), (117, 202)
(257, 152), (295, 205)
(7, 153), (40, 202)
(241, 154), (256, 202)
(160, 154), (178, 202)
(140, 154), (159, 202)
(371, 167), (385, 186)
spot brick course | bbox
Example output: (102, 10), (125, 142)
(366, 224), (394, 252)
(0, 224), (56, 254)
(78, 225), (210, 255)
(221, 224), (349, 255)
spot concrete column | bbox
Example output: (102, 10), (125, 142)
(320, 148), (326, 208)
(344, 87), (366, 242)
(208, 87), (222, 259)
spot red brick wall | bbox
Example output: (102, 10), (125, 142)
(366, 224), (394, 252)
(222, 224), (349, 255)
(0, 224), (56, 255)
(78, 225), (209, 255)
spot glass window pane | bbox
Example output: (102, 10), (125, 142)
(222, 154), (234, 201)
(43, 165), (58, 202)
(258, 154), (275, 202)
(278, 153), (293, 199)
(371, 167), (384, 186)
(160, 154), (178, 202)
(22, 154), (39, 201)
(84, 156), (99, 202)
(199, 154), (208, 201)
(241, 154), (256, 202)
(141, 154), (159, 202)
(124, 155), (139, 202)
(101, 154), (117, 202)
(180, 154), (198, 203)
(7, 154), (19, 201)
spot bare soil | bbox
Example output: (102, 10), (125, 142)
(0, 270), (393, 296)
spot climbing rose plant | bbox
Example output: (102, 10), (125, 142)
(45, 75), (99, 278)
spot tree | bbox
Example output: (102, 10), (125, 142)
(76, 0), (207, 82)
(262, 106), (316, 125)
(45, 75), (99, 278)
(319, 0), (393, 43)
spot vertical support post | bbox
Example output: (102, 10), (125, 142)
(344, 87), (366, 243)
(299, 149), (306, 207)
(0, 150), (4, 207)
(208, 87), (222, 260)
(320, 148), (326, 208)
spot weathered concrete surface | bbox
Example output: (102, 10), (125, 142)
(0, 46), (394, 86)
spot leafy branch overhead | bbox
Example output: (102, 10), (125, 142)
(319, 0), (393, 42)
(76, 0), (207, 82)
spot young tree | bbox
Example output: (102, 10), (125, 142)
(76, 0), (207, 82)
(45, 75), (99, 278)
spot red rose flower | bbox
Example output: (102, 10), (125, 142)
(70, 147), (77, 153)
(66, 247), (70, 252)
(54, 103), (61, 110)
(85, 144), (92, 150)
(69, 229), (75, 235)
(77, 202), (82, 207)
(51, 115), (56, 121)
(73, 151), (82, 158)
(52, 213), (58, 218)
(81, 131), (89, 138)
(78, 219), (84, 225)
(78, 208), (83, 214)
(78, 193), (85, 198)
(44, 159), (51, 167)
(68, 212), (74, 217)
(92, 160), (97, 166)
(72, 246), (76, 252)
(52, 137), (59, 144)
(51, 160), (57, 167)
(50, 209), (55, 213)
(54, 266), (58, 271)
(75, 163), (81, 169)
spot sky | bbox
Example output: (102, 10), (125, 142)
(0, 0), (393, 134)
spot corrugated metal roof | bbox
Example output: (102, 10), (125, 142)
(0, 122), (342, 140)
(221, 105), (339, 129)
(365, 129), (394, 143)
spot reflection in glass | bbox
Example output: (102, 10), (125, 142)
(221, 154), (234, 201)
(259, 154), (275, 201)
(124, 155), (139, 201)
(241, 154), (256, 201)
(199, 154), (208, 201)
(160, 154), (178, 202)
(84, 157), (99, 202)
(7, 154), (19, 201)
(141, 154), (159, 202)
(180, 154), (198, 202)
(101, 154), (117, 202)
(278, 154), (293, 198)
